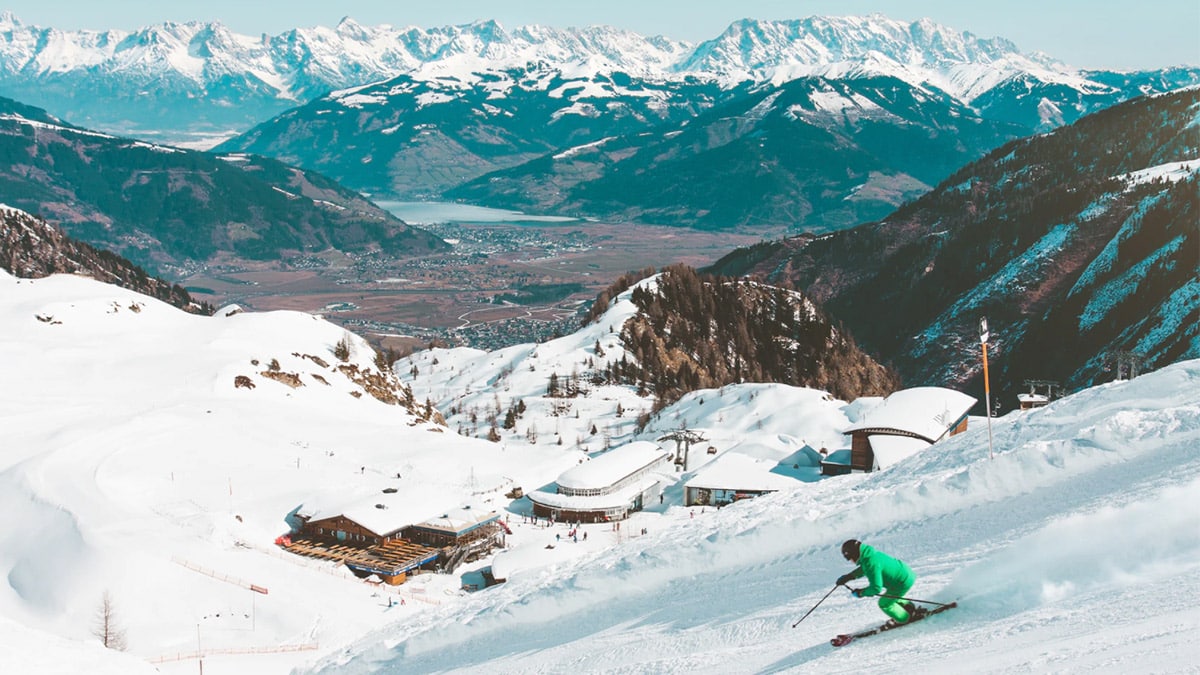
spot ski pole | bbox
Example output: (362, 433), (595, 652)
(874, 592), (954, 608)
(792, 584), (842, 628)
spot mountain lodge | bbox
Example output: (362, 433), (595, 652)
(282, 493), (505, 584)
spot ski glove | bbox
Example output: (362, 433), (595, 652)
(836, 573), (855, 586)
(850, 588), (862, 598)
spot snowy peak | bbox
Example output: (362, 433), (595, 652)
(679, 15), (1061, 95)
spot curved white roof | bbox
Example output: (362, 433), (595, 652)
(684, 452), (801, 492)
(843, 387), (976, 442)
(556, 441), (668, 491)
(528, 476), (662, 511)
(868, 434), (932, 470)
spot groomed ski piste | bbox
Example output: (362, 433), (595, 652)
(309, 359), (1200, 673)
(1, 266), (1197, 674)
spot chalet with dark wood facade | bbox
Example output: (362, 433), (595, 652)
(821, 387), (976, 475)
(284, 490), (504, 583)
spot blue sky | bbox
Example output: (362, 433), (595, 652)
(1, 1), (1196, 70)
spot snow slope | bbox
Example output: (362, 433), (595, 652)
(0, 270), (592, 673)
(2, 267), (1197, 673)
(311, 363), (1200, 672)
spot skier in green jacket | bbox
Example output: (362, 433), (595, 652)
(836, 539), (919, 625)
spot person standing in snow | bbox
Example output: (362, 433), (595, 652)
(836, 539), (919, 626)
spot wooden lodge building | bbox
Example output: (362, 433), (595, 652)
(527, 441), (670, 523)
(822, 387), (976, 475)
(284, 492), (505, 584)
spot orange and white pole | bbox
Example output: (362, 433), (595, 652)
(979, 317), (994, 460)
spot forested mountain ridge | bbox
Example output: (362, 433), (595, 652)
(0, 206), (211, 314)
(707, 89), (1200, 408)
(218, 67), (733, 200)
(0, 97), (447, 274)
(589, 265), (899, 407)
(446, 75), (1028, 231)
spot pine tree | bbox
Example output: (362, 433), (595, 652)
(334, 334), (351, 362)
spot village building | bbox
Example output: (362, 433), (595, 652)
(282, 490), (504, 584)
(527, 440), (670, 523)
(683, 452), (804, 506)
(821, 387), (976, 475)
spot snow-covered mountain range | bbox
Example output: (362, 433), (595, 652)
(2, 255), (1197, 673)
(1, 11), (1195, 143)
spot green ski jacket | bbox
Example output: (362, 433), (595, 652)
(845, 544), (914, 597)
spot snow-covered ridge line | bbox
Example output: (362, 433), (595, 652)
(0, 113), (114, 139)
(1119, 158), (1200, 186)
(0, 12), (1075, 101)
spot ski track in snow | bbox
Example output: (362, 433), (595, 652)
(308, 365), (1200, 674)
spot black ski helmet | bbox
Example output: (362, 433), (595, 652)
(841, 539), (861, 561)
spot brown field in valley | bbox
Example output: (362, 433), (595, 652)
(180, 220), (771, 352)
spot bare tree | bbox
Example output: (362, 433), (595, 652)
(93, 590), (127, 651)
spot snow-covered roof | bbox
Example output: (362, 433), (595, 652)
(868, 434), (934, 470)
(777, 445), (825, 469)
(685, 452), (801, 492)
(412, 505), (501, 535)
(304, 495), (423, 537)
(301, 490), (494, 539)
(555, 441), (668, 491)
(822, 448), (853, 465)
(528, 476), (663, 511)
(842, 387), (976, 442)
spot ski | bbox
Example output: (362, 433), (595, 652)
(830, 601), (957, 647)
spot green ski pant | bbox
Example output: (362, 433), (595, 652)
(878, 580), (914, 623)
